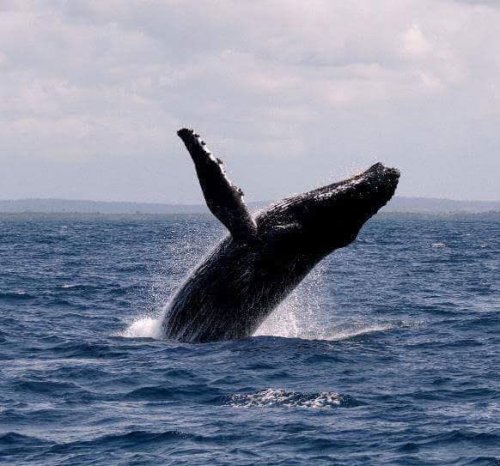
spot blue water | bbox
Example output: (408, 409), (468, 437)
(0, 213), (498, 465)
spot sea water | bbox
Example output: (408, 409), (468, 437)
(0, 213), (498, 465)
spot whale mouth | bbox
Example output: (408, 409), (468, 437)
(258, 162), (400, 251)
(305, 162), (400, 235)
(319, 161), (399, 191)
(261, 162), (400, 221)
(329, 162), (400, 209)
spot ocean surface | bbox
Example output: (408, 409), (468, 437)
(0, 213), (498, 465)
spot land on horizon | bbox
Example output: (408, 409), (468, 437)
(0, 197), (498, 215)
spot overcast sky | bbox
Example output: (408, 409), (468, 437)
(1, 0), (499, 203)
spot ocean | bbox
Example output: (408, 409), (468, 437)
(0, 213), (498, 465)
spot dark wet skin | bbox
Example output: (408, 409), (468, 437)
(162, 129), (400, 343)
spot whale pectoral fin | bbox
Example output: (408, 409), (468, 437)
(177, 128), (258, 242)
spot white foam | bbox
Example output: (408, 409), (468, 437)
(227, 388), (343, 409)
(120, 316), (163, 339)
(323, 324), (393, 341)
(257, 313), (393, 341)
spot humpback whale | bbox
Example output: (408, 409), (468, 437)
(162, 129), (400, 343)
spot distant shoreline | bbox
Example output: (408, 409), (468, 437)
(0, 197), (499, 215)
(0, 211), (498, 218)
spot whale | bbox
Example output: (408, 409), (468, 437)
(161, 128), (400, 343)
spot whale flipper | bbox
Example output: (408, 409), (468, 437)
(177, 128), (257, 242)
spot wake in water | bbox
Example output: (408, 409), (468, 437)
(226, 389), (348, 409)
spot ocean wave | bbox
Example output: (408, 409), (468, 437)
(47, 341), (125, 359)
(59, 283), (97, 290)
(12, 379), (83, 395)
(460, 457), (500, 466)
(0, 431), (51, 446)
(123, 383), (221, 403)
(0, 432), (51, 459)
(46, 429), (192, 452)
(420, 429), (500, 447)
(0, 290), (36, 301)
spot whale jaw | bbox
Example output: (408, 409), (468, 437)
(257, 163), (400, 255)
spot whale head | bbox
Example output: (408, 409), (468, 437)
(258, 163), (400, 256)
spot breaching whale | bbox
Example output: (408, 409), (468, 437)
(162, 128), (400, 343)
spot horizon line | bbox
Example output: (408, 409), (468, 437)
(1, 195), (499, 205)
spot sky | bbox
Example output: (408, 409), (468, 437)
(1, 0), (499, 203)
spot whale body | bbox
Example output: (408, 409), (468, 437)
(162, 129), (400, 342)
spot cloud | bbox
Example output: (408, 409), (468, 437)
(0, 0), (499, 201)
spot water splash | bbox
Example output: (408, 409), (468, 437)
(123, 236), (396, 343)
(255, 263), (395, 341)
(255, 265), (325, 339)
(256, 308), (394, 341)
(120, 316), (163, 339)
(119, 230), (216, 340)
(123, 258), (394, 342)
